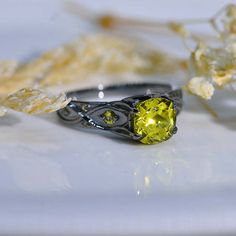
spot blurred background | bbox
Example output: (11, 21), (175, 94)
(0, 0), (227, 59)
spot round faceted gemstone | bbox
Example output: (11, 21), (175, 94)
(133, 97), (176, 144)
(101, 110), (118, 125)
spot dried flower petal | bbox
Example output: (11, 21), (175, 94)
(228, 19), (236, 35)
(0, 34), (181, 92)
(0, 106), (7, 117)
(191, 43), (210, 75)
(168, 22), (189, 37)
(0, 61), (18, 80)
(97, 15), (116, 29)
(227, 4), (236, 18)
(190, 41), (236, 87)
(212, 70), (233, 86)
(187, 77), (215, 99)
(41, 35), (180, 86)
(2, 88), (70, 114)
(212, 4), (236, 38)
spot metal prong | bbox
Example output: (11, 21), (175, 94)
(131, 133), (142, 141)
(132, 108), (139, 113)
(172, 126), (178, 134)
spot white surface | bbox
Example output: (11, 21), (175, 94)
(0, 0), (236, 235)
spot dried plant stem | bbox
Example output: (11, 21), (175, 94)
(176, 18), (211, 25)
(66, 1), (219, 42)
(106, 16), (219, 43)
(197, 97), (218, 118)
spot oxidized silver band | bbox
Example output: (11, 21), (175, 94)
(57, 83), (182, 144)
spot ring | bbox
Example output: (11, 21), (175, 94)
(57, 83), (182, 144)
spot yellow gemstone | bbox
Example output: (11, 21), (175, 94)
(102, 110), (117, 125)
(133, 98), (176, 144)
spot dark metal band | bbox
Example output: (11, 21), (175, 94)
(57, 83), (182, 140)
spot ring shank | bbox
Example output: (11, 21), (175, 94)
(67, 83), (173, 101)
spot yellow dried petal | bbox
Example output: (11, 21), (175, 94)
(0, 61), (18, 79)
(212, 70), (233, 86)
(213, 4), (236, 37)
(0, 34), (182, 94)
(168, 22), (189, 37)
(187, 77), (215, 99)
(226, 4), (236, 18)
(3, 88), (70, 114)
(97, 15), (116, 29)
(228, 19), (236, 34)
(190, 41), (236, 88)
(191, 44), (210, 75)
(0, 106), (7, 117)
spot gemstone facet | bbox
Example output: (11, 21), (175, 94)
(132, 97), (176, 144)
(102, 110), (118, 125)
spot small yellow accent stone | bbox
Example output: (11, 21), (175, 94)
(102, 110), (117, 125)
(133, 98), (176, 144)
